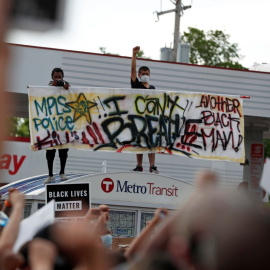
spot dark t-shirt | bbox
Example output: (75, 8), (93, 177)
(131, 77), (155, 89)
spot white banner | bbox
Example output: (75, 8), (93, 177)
(28, 87), (245, 162)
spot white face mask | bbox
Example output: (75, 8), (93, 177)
(140, 75), (150, 83)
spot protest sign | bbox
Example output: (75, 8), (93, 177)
(13, 199), (55, 252)
(29, 87), (245, 162)
(46, 182), (90, 218)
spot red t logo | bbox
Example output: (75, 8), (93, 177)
(101, 178), (114, 193)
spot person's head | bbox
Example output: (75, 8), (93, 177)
(51, 67), (64, 81)
(138, 66), (150, 83)
(19, 225), (73, 270)
(168, 188), (270, 270)
(237, 181), (248, 192)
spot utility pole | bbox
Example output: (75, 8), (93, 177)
(172, 0), (181, 62)
(154, 0), (191, 62)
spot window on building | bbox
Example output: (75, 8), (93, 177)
(108, 210), (136, 238)
(24, 204), (32, 218)
(140, 212), (154, 231)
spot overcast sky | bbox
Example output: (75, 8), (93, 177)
(6, 0), (270, 68)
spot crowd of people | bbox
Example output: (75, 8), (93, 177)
(0, 170), (269, 270)
(1, 3), (269, 269)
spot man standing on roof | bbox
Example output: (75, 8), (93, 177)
(130, 46), (159, 174)
(44, 67), (70, 184)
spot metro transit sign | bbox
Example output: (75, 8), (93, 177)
(101, 177), (179, 197)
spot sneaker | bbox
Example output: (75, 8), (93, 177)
(149, 165), (159, 174)
(44, 176), (55, 184)
(132, 165), (143, 172)
(60, 174), (68, 181)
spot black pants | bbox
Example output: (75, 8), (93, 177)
(46, 149), (69, 176)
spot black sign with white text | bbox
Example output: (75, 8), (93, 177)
(46, 183), (90, 218)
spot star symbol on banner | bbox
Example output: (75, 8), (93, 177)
(66, 93), (97, 124)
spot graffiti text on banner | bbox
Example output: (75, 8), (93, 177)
(28, 87), (245, 163)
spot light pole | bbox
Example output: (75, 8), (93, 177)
(154, 0), (191, 62)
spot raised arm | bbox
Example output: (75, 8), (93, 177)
(131, 46), (140, 83)
(0, 189), (25, 251)
(125, 208), (169, 260)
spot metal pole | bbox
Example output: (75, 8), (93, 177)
(172, 0), (181, 62)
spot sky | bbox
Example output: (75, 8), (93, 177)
(6, 0), (270, 68)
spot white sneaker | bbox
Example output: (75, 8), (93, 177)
(149, 165), (159, 174)
(60, 174), (68, 181)
(44, 176), (55, 184)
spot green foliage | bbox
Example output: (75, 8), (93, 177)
(99, 47), (120, 56)
(264, 139), (270, 158)
(136, 50), (151, 59)
(99, 47), (151, 59)
(6, 117), (30, 137)
(263, 199), (270, 208)
(181, 27), (247, 70)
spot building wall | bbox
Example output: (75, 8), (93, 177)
(5, 44), (270, 187)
